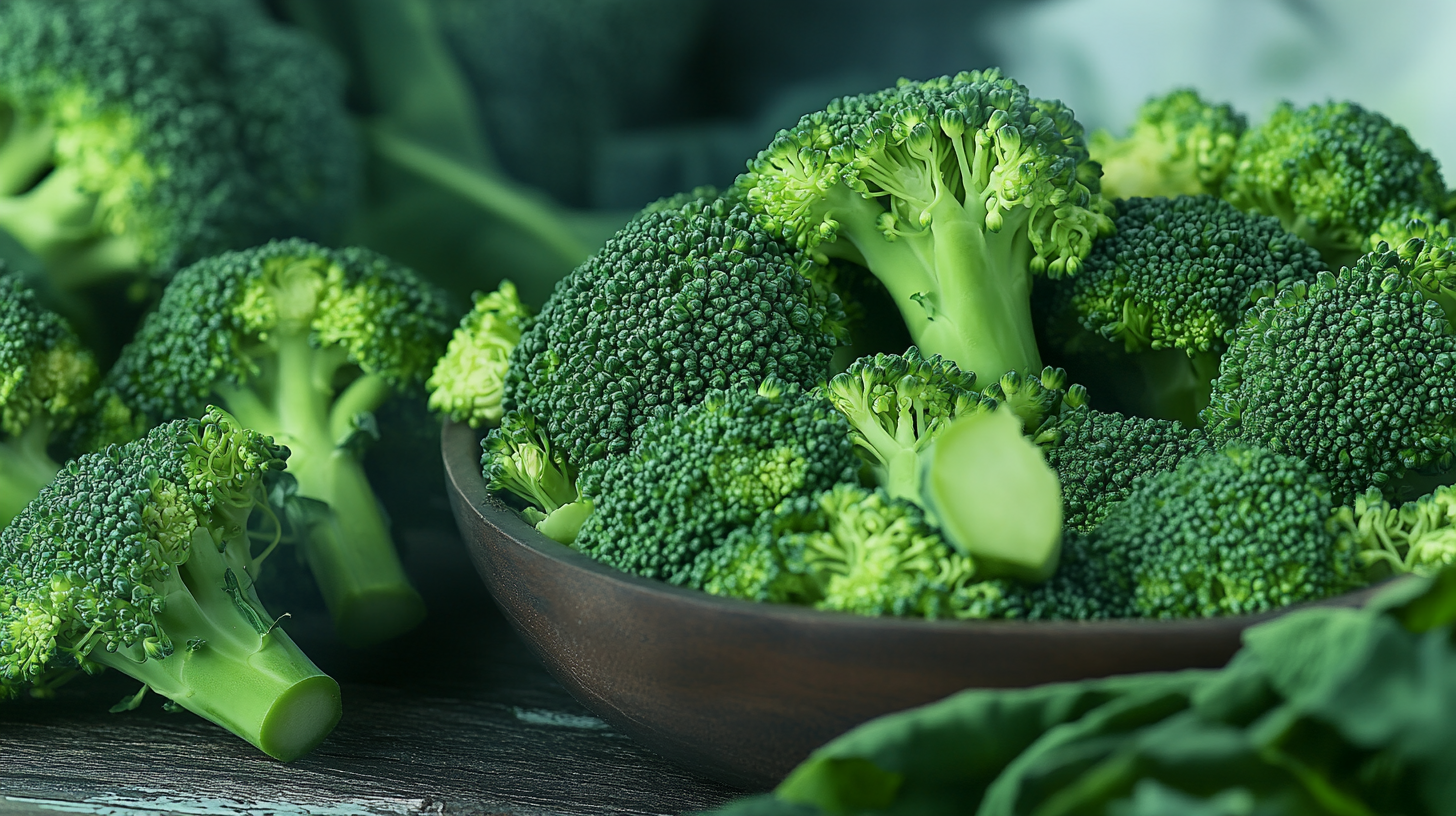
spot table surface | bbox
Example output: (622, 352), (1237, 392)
(0, 515), (744, 816)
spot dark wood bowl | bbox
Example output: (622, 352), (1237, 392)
(442, 420), (1381, 790)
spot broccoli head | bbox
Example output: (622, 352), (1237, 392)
(1090, 89), (1247, 200)
(0, 0), (359, 293)
(96, 239), (453, 647)
(503, 188), (846, 470)
(733, 69), (1114, 380)
(1203, 246), (1456, 502)
(0, 269), (98, 522)
(573, 380), (859, 587)
(0, 408), (340, 760)
(429, 280), (533, 427)
(1222, 100), (1445, 268)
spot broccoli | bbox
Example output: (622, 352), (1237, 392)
(701, 484), (975, 619)
(428, 280), (533, 427)
(0, 0), (359, 295)
(1222, 100), (1445, 268)
(1365, 210), (1456, 322)
(1203, 246), (1456, 503)
(1038, 195), (1326, 424)
(1089, 89), (1246, 200)
(481, 408), (592, 544)
(573, 379), (860, 587)
(0, 408), (341, 761)
(94, 239), (452, 647)
(1331, 486), (1456, 579)
(503, 188), (846, 472)
(952, 530), (1134, 621)
(733, 69), (1115, 381)
(0, 269), (98, 522)
(1039, 404), (1211, 533)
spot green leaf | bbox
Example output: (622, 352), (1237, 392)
(778, 757), (904, 814)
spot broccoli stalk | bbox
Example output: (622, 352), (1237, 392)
(0, 421), (59, 520)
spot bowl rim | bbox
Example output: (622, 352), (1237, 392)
(443, 419), (1383, 633)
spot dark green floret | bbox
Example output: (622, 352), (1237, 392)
(573, 380), (859, 587)
(0, 408), (340, 761)
(733, 69), (1114, 380)
(1203, 246), (1456, 503)
(94, 239), (453, 647)
(952, 531), (1134, 621)
(503, 188), (846, 471)
(1090, 89), (1247, 200)
(1223, 100), (1445, 268)
(0, 0), (359, 293)
(1040, 404), (1210, 533)
(0, 269), (98, 522)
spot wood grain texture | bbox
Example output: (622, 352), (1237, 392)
(0, 524), (739, 816)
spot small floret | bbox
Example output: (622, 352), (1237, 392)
(1365, 210), (1456, 322)
(0, 0), (359, 293)
(503, 189), (846, 471)
(480, 408), (589, 542)
(1090, 89), (1246, 199)
(1203, 247), (1456, 502)
(0, 269), (98, 522)
(1332, 486), (1456, 578)
(952, 531), (1134, 621)
(94, 239), (453, 646)
(733, 69), (1114, 380)
(573, 380), (859, 587)
(428, 280), (533, 427)
(1222, 100), (1445, 267)
(0, 408), (340, 760)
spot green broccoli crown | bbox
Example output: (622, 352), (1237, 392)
(1223, 100), (1445, 264)
(0, 407), (285, 692)
(573, 380), (860, 586)
(0, 0), (358, 287)
(0, 270), (97, 438)
(100, 239), (452, 429)
(979, 365), (1087, 435)
(952, 531), (1135, 621)
(503, 189), (846, 469)
(1333, 486), (1456, 578)
(1090, 89), (1247, 200)
(1042, 195), (1326, 355)
(1203, 247), (1456, 502)
(429, 280), (534, 428)
(737, 69), (1111, 274)
(1098, 444), (1358, 618)
(1041, 404), (1211, 532)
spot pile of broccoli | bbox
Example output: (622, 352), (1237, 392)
(436, 74), (1456, 630)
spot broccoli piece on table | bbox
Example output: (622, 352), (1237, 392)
(733, 69), (1114, 380)
(0, 408), (340, 761)
(94, 239), (452, 647)
(0, 269), (97, 522)
(1090, 89), (1246, 200)
(573, 380), (859, 587)
(0, 0), (359, 294)
(1203, 245), (1456, 503)
(504, 188), (846, 472)
(1222, 100), (1445, 268)
(428, 280), (533, 428)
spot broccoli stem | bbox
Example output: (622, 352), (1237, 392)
(0, 421), (60, 523)
(86, 527), (340, 762)
(824, 185), (1042, 381)
(0, 111), (54, 196)
(220, 328), (426, 648)
(0, 164), (143, 291)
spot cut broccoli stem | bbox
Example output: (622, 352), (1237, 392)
(218, 328), (425, 647)
(86, 526), (340, 762)
(821, 181), (1042, 381)
(0, 420), (59, 522)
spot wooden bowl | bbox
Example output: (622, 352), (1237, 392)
(442, 420), (1380, 790)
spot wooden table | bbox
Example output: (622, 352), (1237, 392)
(0, 521), (743, 816)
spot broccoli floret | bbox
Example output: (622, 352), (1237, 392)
(503, 188), (846, 471)
(428, 280), (533, 427)
(1038, 195), (1326, 423)
(573, 380), (859, 587)
(0, 408), (341, 760)
(733, 69), (1114, 381)
(952, 530), (1135, 621)
(1365, 210), (1456, 322)
(480, 408), (592, 543)
(95, 239), (452, 647)
(1040, 404), (1211, 533)
(1089, 89), (1246, 200)
(0, 0), (359, 293)
(1331, 486), (1456, 579)
(1203, 246), (1456, 503)
(0, 269), (97, 522)
(1222, 100), (1445, 268)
